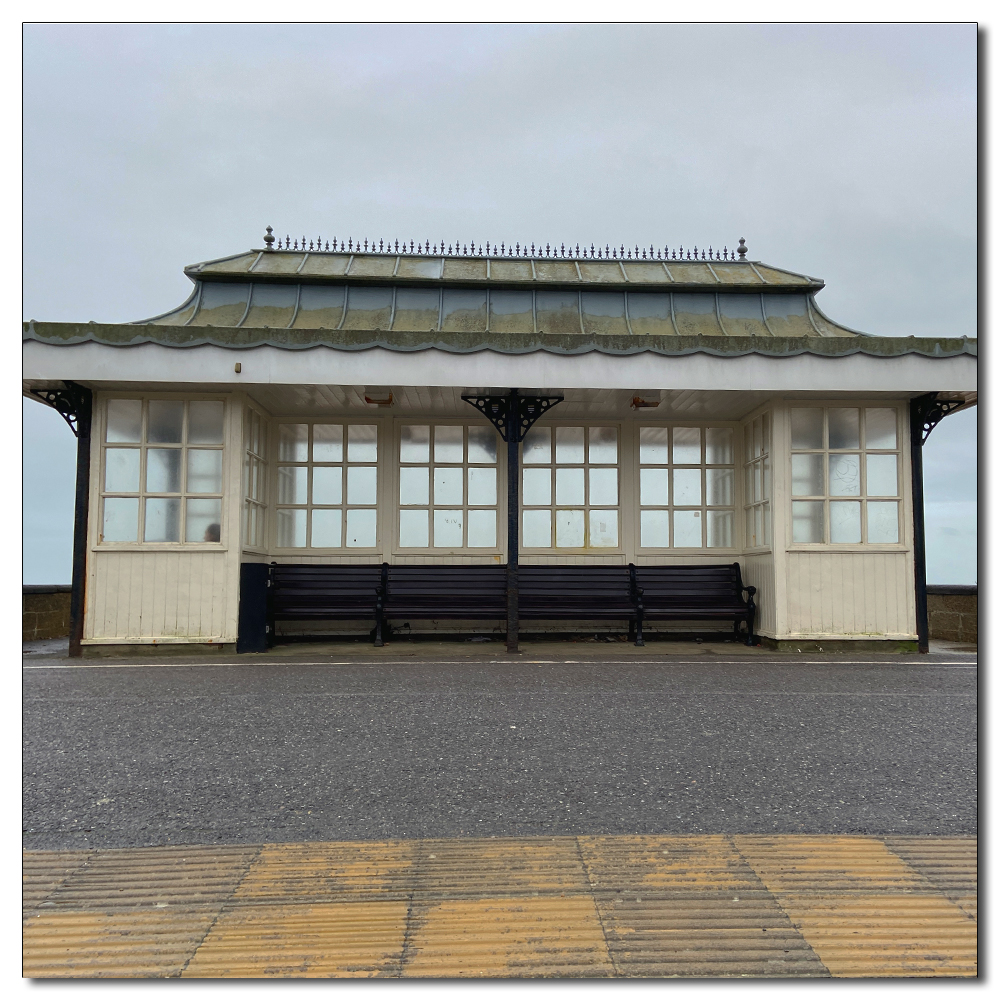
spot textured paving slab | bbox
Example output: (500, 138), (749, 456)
(23, 834), (976, 978)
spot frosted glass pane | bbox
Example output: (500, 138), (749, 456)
(277, 508), (307, 547)
(555, 427), (585, 464)
(672, 427), (701, 464)
(866, 454), (898, 496)
(640, 509), (670, 547)
(313, 424), (343, 462)
(346, 508), (376, 547)
(186, 498), (222, 542)
(589, 467), (618, 506)
(555, 509), (585, 547)
(434, 509), (464, 547)
(744, 422), (755, 464)
(762, 502), (770, 546)
(144, 497), (181, 542)
(745, 507), (755, 547)
(147, 449), (181, 493)
(830, 501), (861, 543)
(829, 408), (860, 449)
(312, 466), (343, 505)
(468, 509), (497, 547)
(867, 501), (899, 543)
(829, 454), (861, 496)
(752, 418), (762, 459)
(761, 412), (770, 454)
(348, 425), (378, 462)
(105, 448), (140, 492)
(706, 427), (733, 464)
(754, 505), (763, 547)
(792, 454), (823, 496)
(589, 509), (618, 547)
(673, 510), (702, 547)
(347, 466), (377, 505)
(311, 508), (342, 547)
(468, 467), (496, 506)
(523, 468), (551, 505)
(106, 399), (142, 443)
(792, 500), (824, 543)
(556, 468), (585, 505)
(523, 509), (551, 547)
(706, 468), (733, 506)
(523, 427), (551, 464)
(640, 468), (669, 505)
(588, 426), (617, 464)
(251, 412), (261, 454)
(639, 426), (669, 463)
(753, 463), (762, 503)
(866, 408), (897, 449)
(278, 466), (307, 504)
(187, 450), (222, 494)
(399, 467), (428, 505)
(707, 510), (733, 548)
(147, 401), (183, 444)
(103, 497), (138, 542)
(279, 424), (308, 461)
(434, 467), (463, 505)
(188, 401), (224, 444)
(399, 509), (429, 547)
(434, 425), (463, 463)
(791, 408), (823, 449)
(672, 468), (701, 506)
(467, 426), (497, 464)
(762, 456), (771, 500)
(401, 425), (430, 462)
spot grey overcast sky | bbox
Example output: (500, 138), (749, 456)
(22, 22), (977, 584)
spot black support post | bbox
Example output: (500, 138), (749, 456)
(506, 388), (519, 653)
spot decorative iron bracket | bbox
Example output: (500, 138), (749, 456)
(912, 393), (969, 445)
(28, 381), (91, 438)
(462, 392), (564, 442)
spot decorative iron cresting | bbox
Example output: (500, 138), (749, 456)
(461, 392), (564, 443)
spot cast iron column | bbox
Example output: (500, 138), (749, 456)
(909, 397), (930, 654)
(506, 388), (520, 653)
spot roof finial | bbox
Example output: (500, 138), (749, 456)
(738, 237), (748, 260)
(263, 225), (275, 250)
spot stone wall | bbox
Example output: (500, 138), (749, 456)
(23, 586), (72, 641)
(927, 585), (977, 644)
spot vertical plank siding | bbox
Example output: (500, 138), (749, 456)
(742, 552), (776, 637)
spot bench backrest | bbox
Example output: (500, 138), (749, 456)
(632, 563), (747, 607)
(519, 565), (632, 611)
(270, 564), (384, 614)
(385, 565), (507, 612)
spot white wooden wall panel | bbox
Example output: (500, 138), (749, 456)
(742, 552), (776, 636)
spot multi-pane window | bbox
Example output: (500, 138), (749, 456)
(790, 407), (901, 544)
(276, 423), (378, 548)
(101, 398), (225, 544)
(398, 424), (499, 548)
(243, 408), (267, 549)
(521, 426), (619, 549)
(744, 413), (771, 548)
(638, 426), (735, 548)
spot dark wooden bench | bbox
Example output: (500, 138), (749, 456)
(518, 565), (637, 637)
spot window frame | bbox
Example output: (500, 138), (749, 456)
(743, 410), (772, 552)
(242, 404), (269, 552)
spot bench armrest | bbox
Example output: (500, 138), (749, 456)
(742, 585), (757, 598)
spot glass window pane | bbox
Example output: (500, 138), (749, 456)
(761, 412), (770, 454)
(588, 427), (618, 464)
(147, 401), (184, 444)
(706, 427), (733, 464)
(468, 510), (497, 548)
(313, 424), (344, 462)
(640, 509), (670, 547)
(523, 467), (552, 505)
(434, 467), (463, 505)
(791, 454), (824, 496)
(588, 509), (618, 547)
(399, 467), (429, 506)
(589, 467), (618, 506)
(746, 507), (756, 548)
(401, 425), (430, 462)
(346, 508), (377, 547)
(105, 448), (140, 492)
(672, 468), (701, 506)
(753, 462), (762, 503)
(279, 424), (308, 461)
(277, 466), (307, 504)
(829, 454), (861, 496)
(707, 468), (733, 506)
(146, 449), (182, 493)
(106, 399), (142, 443)
(347, 466), (377, 505)
(186, 498), (222, 542)
(188, 401), (224, 444)
(866, 408), (898, 449)
(399, 509), (429, 547)
(311, 508), (342, 547)
(762, 502), (770, 546)
(639, 426), (669, 464)
(522, 427), (551, 464)
(348, 424), (378, 462)
(187, 450), (223, 494)
(867, 501), (899, 543)
(277, 508), (307, 547)
(555, 427), (585, 464)
(640, 467), (669, 506)
(707, 510), (733, 548)
(556, 468), (585, 505)
(791, 408), (823, 449)
(433, 509), (464, 547)
(752, 418), (762, 459)
(866, 454), (898, 496)
(762, 456), (771, 501)
(102, 497), (138, 542)
(468, 467), (497, 506)
(433, 425), (463, 463)
(673, 510), (702, 547)
(828, 407), (860, 449)
(251, 412), (261, 454)
(830, 500), (862, 543)
(555, 509), (585, 547)
(792, 500), (824, 543)
(312, 466), (343, 505)
(754, 505), (763, 547)
(523, 509), (551, 548)
(468, 426), (498, 464)
(672, 427), (701, 464)
(144, 497), (181, 542)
